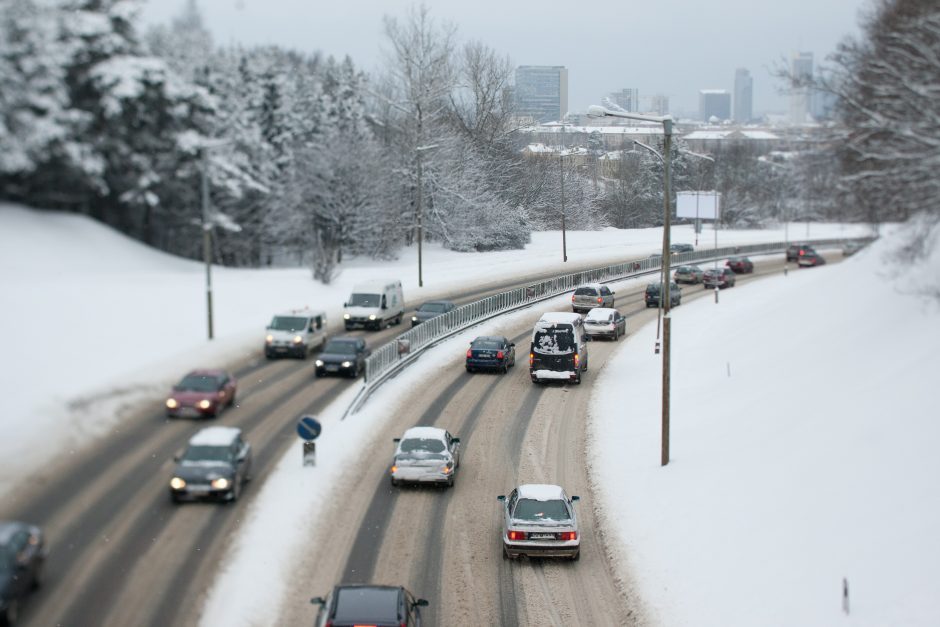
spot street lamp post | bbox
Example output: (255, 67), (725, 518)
(588, 105), (673, 466)
(560, 150), (568, 262)
(201, 147), (214, 340)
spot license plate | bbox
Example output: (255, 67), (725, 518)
(326, 365), (339, 372)
(180, 407), (200, 417)
(531, 533), (555, 540)
(187, 485), (211, 493)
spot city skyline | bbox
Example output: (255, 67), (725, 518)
(141, 0), (870, 115)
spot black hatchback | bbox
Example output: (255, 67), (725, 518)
(0, 521), (46, 625)
(466, 336), (516, 373)
(644, 282), (681, 308)
(311, 584), (429, 627)
(315, 336), (370, 378)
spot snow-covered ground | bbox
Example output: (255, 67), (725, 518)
(7, 203), (926, 626)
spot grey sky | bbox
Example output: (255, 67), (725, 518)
(141, 0), (872, 116)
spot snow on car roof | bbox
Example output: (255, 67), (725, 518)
(517, 484), (566, 501)
(352, 279), (398, 292)
(189, 426), (241, 446)
(579, 282), (604, 290)
(401, 426), (447, 441)
(585, 308), (616, 320)
(274, 307), (325, 317)
(537, 312), (582, 327)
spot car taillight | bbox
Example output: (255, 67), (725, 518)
(529, 353), (534, 366)
(574, 353), (580, 367)
(508, 530), (527, 541)
(560, 531), (578, 541)
(497, 351), (504, 359)
(596, 296), (602, 303)
(467, 349), (472, 358)
(571, 295), (575, 302)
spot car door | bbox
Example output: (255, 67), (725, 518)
(600, 285), (613, 307)
(446, 431), (459, 467)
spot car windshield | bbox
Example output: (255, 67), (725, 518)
(334, 587), (400, 623)
(533, 327), (575, 354)
(323, 341), (357, 355)
(176, 374), (221, 392)
(399, 438), (446, 454)
(574, 287), (598, 296)
(472, 339), (502, 350)
(419, 302), (450, 313)
(268, 316), (307, 332)
(513, 498), (570, 522)
(181, 445), (232, 463)
(348, 293), (380, 307)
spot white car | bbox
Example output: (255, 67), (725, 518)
(498, 484), (581, 560)
(389, 426), (460, 488)
(583, 307), (626, 341)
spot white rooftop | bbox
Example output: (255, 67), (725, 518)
(190, 426), (241, 446)
(517, 484), (567, 501)
(401, 426), (447, 441)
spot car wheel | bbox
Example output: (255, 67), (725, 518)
(4, 598), (19, 625)
(350, 365), (359, 378)
(447, 475), (455, 488)
(390, 477), (400, 487)
(264, 350), (274, 360)
(571, 550), (580, 562)
(171, 493), (181, 504)
(574, 373), (582, 384)
(228, 394), (236, 407)
(503, 546), (511, 560)
(299, 347), (308, 360)
(502, 364), (508, 374)
(230, 479), (242, 502)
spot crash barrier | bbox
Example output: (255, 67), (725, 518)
(342, 236), (874, 418)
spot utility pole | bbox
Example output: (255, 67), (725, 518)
(660, 119), (673, 467)
(560, 152), (567, 262)
(201, 148), (214, 341)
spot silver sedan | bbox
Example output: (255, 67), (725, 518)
(389, 426), (460, 488)
(498, 484), (581, 560)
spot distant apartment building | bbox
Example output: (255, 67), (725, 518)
(733, 68), (753, 123)
(789, 52), (813, 123)
(609, 88), (639, 112)
(514, 66), (569, 123)
(647, 94), (670, 116)
(699, 89), (731, 121)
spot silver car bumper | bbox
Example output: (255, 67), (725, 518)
(503, 538), (580, 558)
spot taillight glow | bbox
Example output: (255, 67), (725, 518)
(508, 530), (527, 541)
(467, 349), (472, 358)
(574, 353), (580, 367)
(560, 531), (578, 541)
(597, 297), (602, 303)
(497, 351), (504, 359)
(529, 353), (534, 366)
(571, 295), (575, 302)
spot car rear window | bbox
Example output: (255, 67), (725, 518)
(334, 587), (400, 622)
(533, 328), (575, 354)
(574, 287), (598, 296)
(472, 340), (502, 350)
(513, 498), (570, 522)
(399, 438), (446, 454)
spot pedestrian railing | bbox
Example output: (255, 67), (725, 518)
(342, 236), (874, 418)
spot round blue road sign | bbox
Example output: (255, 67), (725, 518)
(296, 415), (322, 441)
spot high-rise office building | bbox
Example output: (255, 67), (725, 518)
(733, 68), (753, 123)
(648, 94), (670, 116)
(789, 52), (813, 123)
(609, 88), (639, 112)
(514, 66), (569, 123)
(699, 89), (731, 121)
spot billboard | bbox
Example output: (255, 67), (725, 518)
(677, 191), (721, 220)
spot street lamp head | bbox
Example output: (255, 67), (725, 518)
(586, 105), (609, 118)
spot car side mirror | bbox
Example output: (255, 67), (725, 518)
(393, 438), (401, 443)
(497, 495), (506, 502)
(571, 495), (580, 502)
(510, 343), (515, 347)
(173, 453), (181, 462)
(343, 302), (348, 308)
(237, 445), (250, 461)
(310, 596), (325, 606)
(584, 335), (592, 342)
(415, 599), (429, 608)
(452, 437), (460, 444)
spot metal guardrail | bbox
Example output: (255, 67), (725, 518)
(342, 236), (874, 418)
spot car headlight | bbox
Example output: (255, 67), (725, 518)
(211, 477), (230, 489)
(411, 316), (418, 322)
(198, 399), (212, 410)
(368, 314), (377, 321)
(170, 477), (186, 490)
(343, 313), (351, 320)
(293, 335), (303, 344)
(265, 334), (273, 344)
(315, 359), (324, 367)
(341, 361), (352, 368)
(166, 398), (179, 409)
(441, 462), (454, 474)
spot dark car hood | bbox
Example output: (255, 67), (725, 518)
(414, 310), (444, 322)
(174, 461), (234, 481)
(170, 390), (218, 402)
(317, 351), (358, 364)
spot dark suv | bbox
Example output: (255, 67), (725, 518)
(703, 267), (737, 288)
(169, 426), (252, 503)
(786, 243), (815, 262)
(311, 584), (429, 627)
(571, 283), (614, 313)
(644, 282), (681, 308)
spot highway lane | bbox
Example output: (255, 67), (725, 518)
(277, 253), (842, 625)
(0, 250), (663, 627)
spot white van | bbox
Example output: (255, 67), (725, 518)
(529, 312), (590, 384)
(264, 308), (328, 359)
(343, 280), (404, 331)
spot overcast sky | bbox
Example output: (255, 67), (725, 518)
(141, 0), (872, 117)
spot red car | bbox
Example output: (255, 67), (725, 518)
(726, 256), (754, 274)
(165, 369), (237, 418)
